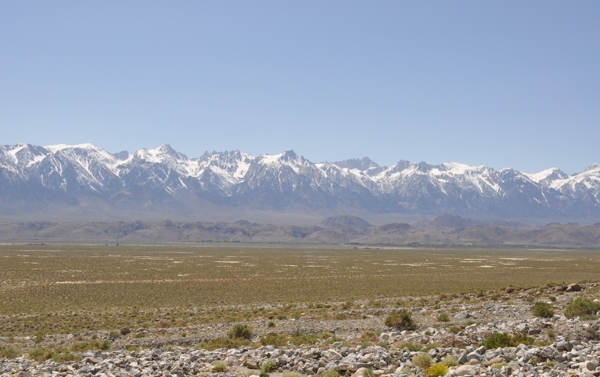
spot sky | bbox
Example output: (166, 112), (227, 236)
(1, 2), (599, 174)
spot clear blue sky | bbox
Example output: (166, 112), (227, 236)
(1, 1), (599, 174)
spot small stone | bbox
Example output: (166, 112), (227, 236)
(584, 360), (599, 371)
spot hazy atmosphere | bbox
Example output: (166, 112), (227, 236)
(2, 2), (599, 174)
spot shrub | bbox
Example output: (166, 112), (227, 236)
(260, 333), (288, 347)
(412, 353), (433, 369)
(0, 346), (20, 359)
(212, 361), (228, 372)
(440, 355), (458, 367)
(261, 359), (277, 373)
(289, 332), (320, 346)
(360, 331), (379, 344)
(197, 337), (252, 350)
(385, 309), (414, 330)
(321, 370), (340, 377)
(363, 367), (375, 377)
(483, 333), (512, 349)
(426, 364), (449, 377)
(448, 326), (461, 334)
(532, 302), (554, 318)
(228, 324), (253, 340)
(397, 342), (421, 351)
(71, 340), (111, 352)
(282, 373), (302, 377)
(28, 348), (54, 362)
(437, 312), (450, 322)
(564, 298), (600, 319)
(483, 332), (534, 349)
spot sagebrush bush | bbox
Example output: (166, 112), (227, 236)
(196, 337), (252, 350)
(483, 332), (534, 349)
(71, 340), (111, 352)
(261, 359), (277, 373)
(436, 312), (450, 322)
(426, 364), (449, 377)
(212, 361), (228, 372)
(448, 325), (461, 334)
(397, 342), (421, 351)
(321, 370), (340, 377)
(532, 302), (554, 318)
(228, 324), (253, 340)
(564, 297), (600, 319)
(385, 309), (414, 330)
(440, 355), (458, 367)
(412, 353), (433, 369)
(0, 346), (20, 359)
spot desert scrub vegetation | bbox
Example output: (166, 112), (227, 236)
(197, 337), (253, 351)
(385, 309), (414, 330)
(261, 359), (278, 373)
(321, 370), (340, 377)
(564, 297), (600, 319)
(2, 244), (600, 337)
(228, 323), (253, 340)
(260, 332), (325, 347)
(0, 346), (21, 359)
(212, 361), (228, 372)
(411, 353), (433, 369)
(531, 302), (555, 318)
(28, 348), (81, 362)
(70, 339), (111, 352)
(482, 332), (534, 349)
(426, 364), (449, 377)
(440, 355), (458, 367)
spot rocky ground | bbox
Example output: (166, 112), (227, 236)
(1, 284), (600, 377)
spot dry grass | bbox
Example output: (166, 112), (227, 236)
(1, 243), (599, 337)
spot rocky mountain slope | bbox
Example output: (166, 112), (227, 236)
(1, 143), (600, 221)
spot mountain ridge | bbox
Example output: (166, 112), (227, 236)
(1, 143), (600, 222)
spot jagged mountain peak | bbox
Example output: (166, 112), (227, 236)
(3, 142), (600, 220)
(333, 157), (380, 171)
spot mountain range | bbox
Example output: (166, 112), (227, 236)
(1, 143), (599, 223)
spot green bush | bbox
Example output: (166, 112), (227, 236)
(440, 355), (458, 367)
(397, 342), (421, 351)
(261, 359), (277, 373)
(385, 309), (414, 330)
(196, 337), (252, 350)
(228, 324), (253, 340)
(483, 332), (534, 349)
(412, 353), (433, 369)
(0, 346), (21, 359)
(212, 361), (228, 372)
(71, 340), (111, 352)
(260, 333), (288, 347)
(564, 298), (600, 319)
(532, 302), (554, 318)
(321, 370), (340, 377)
(448, 326), (461, 334)
(28, 348), (54, 362)
(436, 312), (450, 322)
(426, 364), (449, 377)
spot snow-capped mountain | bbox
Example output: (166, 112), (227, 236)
(1, 143), (599, 220)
